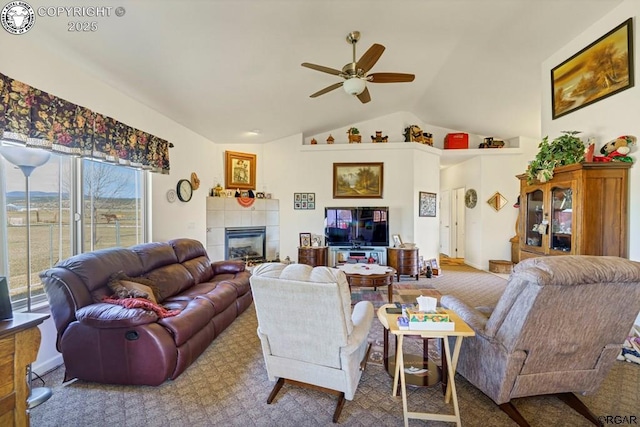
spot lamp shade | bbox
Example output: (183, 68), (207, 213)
(343, 78), (366, 95)
(0, 143), (51, 177)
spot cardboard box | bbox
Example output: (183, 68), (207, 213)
(409, 321), (455, 331)
(445, 133), (469, 149)
(405, 308), (450, 323)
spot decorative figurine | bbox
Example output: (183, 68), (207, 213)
(347, 127), (361, 143)
(371, 131), (388, 143)
(326, 134), (335, 144)
(213, 183), (224, 197)
(403, 125), (432, 145)
(310, 138), (317, 145)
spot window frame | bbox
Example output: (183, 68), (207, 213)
(0, 151), (151, 312)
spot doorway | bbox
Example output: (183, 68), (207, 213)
(451, 187), (465, 259)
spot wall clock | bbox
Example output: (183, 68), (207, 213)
(177, 179), (193, 202)
(465, 189), (477, 208)
(166, 189), (177, 203)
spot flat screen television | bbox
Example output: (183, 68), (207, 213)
(324, 207), (389, 247)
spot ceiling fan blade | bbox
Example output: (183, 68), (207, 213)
(310, 82), (343, 98)
(368, 72), (415, 83)
(356, 44), (385, 73)
(357, 87), (371, 104)
(301, 62), (342, 76)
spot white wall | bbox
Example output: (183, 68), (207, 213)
(263, 131), (442, 263)
(542, 2), (639, 260)
(541, 1), (640, 327)
(2, 36), (220, 373)
(438, 136), (538, 270)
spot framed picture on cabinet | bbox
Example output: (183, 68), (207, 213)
(299, 232), (312, 247)
(392, 234), (403, 248)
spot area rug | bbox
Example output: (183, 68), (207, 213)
(357, 264), (510, 369)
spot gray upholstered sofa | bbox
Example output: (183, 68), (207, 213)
(441, 255), (640, 425)
(41, 238), (252, 386)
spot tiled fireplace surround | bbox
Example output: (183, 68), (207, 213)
(206, 197), (279, 262)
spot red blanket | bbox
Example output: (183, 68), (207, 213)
(102, 297), (181, 318)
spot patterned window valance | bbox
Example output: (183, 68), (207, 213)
(0, 72), (170, 173)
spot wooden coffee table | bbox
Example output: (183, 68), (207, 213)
(337, 264), (396, 302)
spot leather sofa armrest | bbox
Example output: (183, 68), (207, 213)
(440, 295), (491, 336)
(76, 303), (158, 329)
(212, 260), (246, 275)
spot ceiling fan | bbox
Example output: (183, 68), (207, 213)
(301, 31), (415, 104)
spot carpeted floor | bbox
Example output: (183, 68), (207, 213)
(30, 265), (639, 426)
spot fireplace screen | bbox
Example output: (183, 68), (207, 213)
(225, 227), (266, 262)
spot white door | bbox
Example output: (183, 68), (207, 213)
(439, 190), (451, 256)
(453, 187), (465, 258)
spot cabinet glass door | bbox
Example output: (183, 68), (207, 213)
(524, 189), (544, 248)
(550, 186), (573, 252)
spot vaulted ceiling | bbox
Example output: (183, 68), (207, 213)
(24, 0), (622, 143)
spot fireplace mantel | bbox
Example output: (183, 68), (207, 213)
(206, 197), (279, 261)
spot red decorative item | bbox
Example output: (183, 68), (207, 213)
(584, 140), (595, 162)
(237, 197), (255, 208)
(444, 133), (469, 149)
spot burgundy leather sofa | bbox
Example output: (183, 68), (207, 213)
(40, 238), (252, 386)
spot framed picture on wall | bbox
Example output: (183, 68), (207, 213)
(333, 162), (383, 198)
(551, 18), (634, 119)
(294, 193), (315, 209)
(419, 191), (437, 217)
(225, 151), (257, 190)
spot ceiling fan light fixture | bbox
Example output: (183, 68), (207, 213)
(343, 78), (366, 95)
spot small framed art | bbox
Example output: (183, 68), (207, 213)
(299, 232), (312, 247)
(392, 234), (403, 248)
(419, 191), (437, 217)
(294, 193), (315, 210)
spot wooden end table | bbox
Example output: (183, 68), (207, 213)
(337, 264), (396, 302)
(387, 247), (419, 281)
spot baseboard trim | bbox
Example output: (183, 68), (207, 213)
(33, 354), (64, 377)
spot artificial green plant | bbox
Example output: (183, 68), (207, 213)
(526, 131), (585, 183)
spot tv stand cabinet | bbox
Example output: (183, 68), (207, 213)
(328, 246), (387, 267)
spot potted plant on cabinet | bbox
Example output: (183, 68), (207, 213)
(526, 131), (585, 183)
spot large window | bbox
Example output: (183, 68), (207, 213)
(0, 151), (148, 311)
(82, 159), (145, 251)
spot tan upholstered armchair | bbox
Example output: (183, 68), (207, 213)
(441, 255), (640, 426)
(250, 263), (374, 423)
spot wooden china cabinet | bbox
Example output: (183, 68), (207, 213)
(517, 162), (630, 261)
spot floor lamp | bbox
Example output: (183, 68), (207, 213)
(0, 141), (53, 409)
